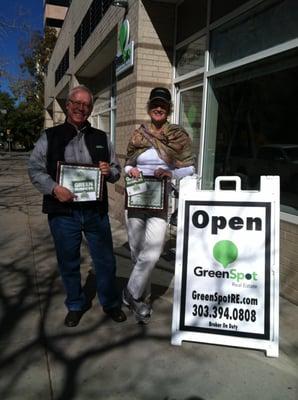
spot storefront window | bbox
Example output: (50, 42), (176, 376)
(203, 50), (298, 214)
(176, 36), (206, 77)
(178, 85), (203, 167)
(210, 0), (298, 69)
(92, 84), (116, 144)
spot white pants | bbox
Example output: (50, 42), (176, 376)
(125, 211), (167, 300)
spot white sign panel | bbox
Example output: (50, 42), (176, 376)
(115, 41), (134, 76)
(171, 176), (279, 357)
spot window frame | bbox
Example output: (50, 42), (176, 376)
(198, 0), (298, 222)
(91, 83), (117, 146)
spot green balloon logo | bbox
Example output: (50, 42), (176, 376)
(187, 104), (197, 127)
(213, 240), (238, 268)
(119, 20), (129, 55)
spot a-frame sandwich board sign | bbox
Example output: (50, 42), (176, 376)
(171, 176), (279, 357)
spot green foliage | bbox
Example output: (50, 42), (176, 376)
(9, 101), (44, 149)
(11, 27), (57, 106)
(0, 91), (44, 150)
(0, 91), (15, 113)
(1, 27), (57, 150)
(0, 91), (15, 145)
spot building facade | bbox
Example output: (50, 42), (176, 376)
(44, 0), (298, 304)
(44, 0), (70, 31)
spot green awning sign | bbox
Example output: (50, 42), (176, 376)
(115, 19), (134, 76)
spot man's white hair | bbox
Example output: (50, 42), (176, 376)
(67, 85), (94, 106)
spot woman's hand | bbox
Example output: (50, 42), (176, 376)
(154, 168), (172, 178)
(129, 167), (141, 178)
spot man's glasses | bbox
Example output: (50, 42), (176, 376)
(68, 99), (92, 109)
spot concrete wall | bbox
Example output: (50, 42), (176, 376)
(44, 3), (68, 22)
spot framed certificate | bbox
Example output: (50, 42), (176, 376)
(125, 172), (148, 196)
(57, 162), (103, 202)
(126, 176), (168, 211)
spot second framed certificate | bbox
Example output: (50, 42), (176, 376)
(126, 176), (168, 211)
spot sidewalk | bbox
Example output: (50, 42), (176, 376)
(0, 152), (297, 400)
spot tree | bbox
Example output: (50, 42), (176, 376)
(0, 11), (57, 150)
(7, 27), (57, 149)
(9, 101), (44, 149)
(0, 91), (15, 113)
(0, 90), (44, 150)
(11, 27), (57, 107)
(0, 91), (15, 131)
(0, 91), (15, 148)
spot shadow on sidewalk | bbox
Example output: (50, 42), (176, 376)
(1, 156), (296, 400)
(0, 247), (184, 400)
(84, 267), (171, 308)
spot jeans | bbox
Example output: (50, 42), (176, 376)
(48, 209), (119, 311)
(125, 211), (167, 300)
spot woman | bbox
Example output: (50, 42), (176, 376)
(123, 87), (195, 323)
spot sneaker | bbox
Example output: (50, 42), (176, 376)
(122, 287), (151, 319)
(135, 312), (151, 325)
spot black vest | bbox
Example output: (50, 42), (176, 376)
(42, 121), (109, 215)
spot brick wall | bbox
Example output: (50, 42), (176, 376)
(109, 0), (175, 222)
(280, 221), (298, 304)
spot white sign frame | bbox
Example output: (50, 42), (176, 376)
(171, 176), (279, 357)
(115, 41), (134, 76)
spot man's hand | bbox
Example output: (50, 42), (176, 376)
(99, 161), (111, 176)
(53, 185), (76, 202)
(154, 168), (172, 178)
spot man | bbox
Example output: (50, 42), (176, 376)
(28, 85), (126, 327)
